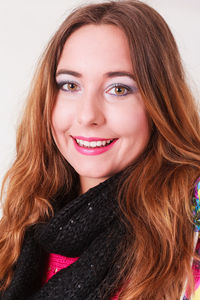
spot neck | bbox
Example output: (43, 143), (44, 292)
(79, 176), (109, 194)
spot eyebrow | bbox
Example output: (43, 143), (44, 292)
(56, 69), (135, 80)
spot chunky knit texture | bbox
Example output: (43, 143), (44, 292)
(43, 254), (79, 285)
(1, 172), (126, 300)
(1, 174), (200, 300)
(43, 253), (120, 299)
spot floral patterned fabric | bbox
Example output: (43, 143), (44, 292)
(192, 180), (200, 232)
(189, 179), (200, 299)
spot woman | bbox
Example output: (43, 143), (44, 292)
(0, 1), (200, 299)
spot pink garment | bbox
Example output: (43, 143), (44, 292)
(43, 246), (200, 299)
(43, 253), (119, 299)
(193, 238), (200, 290)
(43, 253), (79, 285)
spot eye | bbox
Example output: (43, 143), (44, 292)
(106, 84), (137, 97)
(56, 80), (80, 92)
(114, 86), (127, 96)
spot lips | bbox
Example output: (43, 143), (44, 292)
(71, 136), (118, 155)
(75, 138), (114, 148)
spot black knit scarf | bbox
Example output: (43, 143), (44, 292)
(1, 172), (126, 300)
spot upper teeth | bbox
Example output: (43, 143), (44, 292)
(75, 139), (113, 148)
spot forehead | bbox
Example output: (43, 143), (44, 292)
(57, 24), (133, 74)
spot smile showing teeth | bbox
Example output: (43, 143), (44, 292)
(75, 139), (114, 148)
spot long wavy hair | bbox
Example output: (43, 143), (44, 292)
(1, 1), (200, 298)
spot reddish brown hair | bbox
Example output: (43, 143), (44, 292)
(1, 1), (200, 298)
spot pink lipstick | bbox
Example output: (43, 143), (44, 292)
(72, 136), (118, 156)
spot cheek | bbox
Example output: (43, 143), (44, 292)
(128, 110), (150, 136)
(109, 103), (150, 138)
(51, 99), (73, 133)
(51, 100), (73, 156)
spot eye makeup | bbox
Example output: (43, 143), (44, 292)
(56, 79), (80, 92)
(55, 72), (138, 97)
(105, 83), (138, 97)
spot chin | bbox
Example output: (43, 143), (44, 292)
(74, 166), (113, 180)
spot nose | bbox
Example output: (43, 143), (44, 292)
(76, 91), (105, 127)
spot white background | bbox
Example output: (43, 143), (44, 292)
(0, 0), (200, 216)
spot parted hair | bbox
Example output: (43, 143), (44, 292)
(1, 1), (200, 299)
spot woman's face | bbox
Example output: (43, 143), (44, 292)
(52, 24), (150, 190)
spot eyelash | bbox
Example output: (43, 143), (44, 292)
(56, 80), (80, 92)
(56, 80), (137, 96)
(105, 83), (137, 97)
